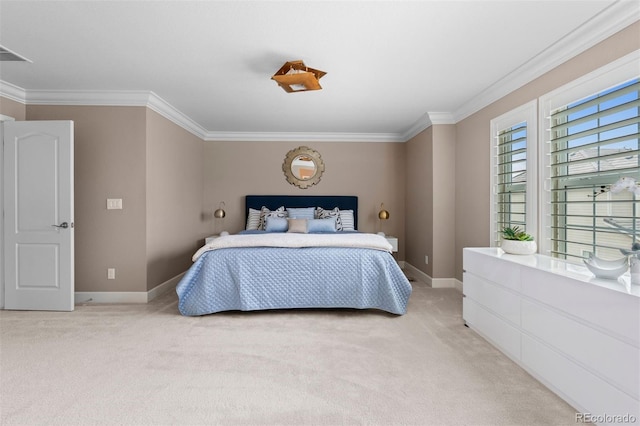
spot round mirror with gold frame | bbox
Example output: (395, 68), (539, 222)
(282, 146), (325, 189)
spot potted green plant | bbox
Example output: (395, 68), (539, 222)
(500, 226), (537, 255)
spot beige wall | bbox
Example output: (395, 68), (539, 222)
(26, 105), (149, 292)
(404, 124), (456, 279)
(0, 97), (26, 120)
(10, 105), (208, 293)
(405, 128), (433, 275)
(146, 109), (209, 291)
(204, 141), (407, 258)
(432, 124), (456, 279)
(454, 21), (640, 281)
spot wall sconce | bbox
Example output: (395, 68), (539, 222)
(272, 60), (326, 93)
(378, 203), (389, 236)
(213, 202), (226, 235)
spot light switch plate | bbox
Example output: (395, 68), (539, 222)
(107, 198), (122, 210)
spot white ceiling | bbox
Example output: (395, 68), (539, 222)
(0, 0), (638, 142)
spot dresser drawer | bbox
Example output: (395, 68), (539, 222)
(521, 267), (640, 345)
(522, 334), (639, 417)
(463, 298), (521, 360)
(464, 272), (520, 327)
(464, 249), (521, 292)
(522, 300), (639, 399)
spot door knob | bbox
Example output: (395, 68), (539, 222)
(52, 222), (69, 229)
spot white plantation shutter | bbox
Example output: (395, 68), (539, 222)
(548, 79), (639, 260)
(491, 101), (537, 246)
(496, 123), (527, 228)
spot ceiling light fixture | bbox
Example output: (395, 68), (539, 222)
(271, 60), (326, 93)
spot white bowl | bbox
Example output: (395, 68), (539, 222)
(583, 257), (628, 280)
(586, 253), (628, 268)
(500, 239), (537, 255)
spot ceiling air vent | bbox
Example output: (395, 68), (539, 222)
(0, 45), (32, 62)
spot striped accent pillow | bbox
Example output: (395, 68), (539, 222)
(245, 208), (261, 230)
(339, 209), (355, 231)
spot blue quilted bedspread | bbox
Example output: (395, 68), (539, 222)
(176, 246), (412, 315)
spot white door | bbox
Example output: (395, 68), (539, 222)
(3, 121), (74, 311)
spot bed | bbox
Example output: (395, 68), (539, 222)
(176, 195), (412, 316)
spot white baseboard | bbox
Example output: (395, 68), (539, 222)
(148, 272), (184, 302)
(431, 277), (458, 288)
(454, 278), (463, 292)
(403, 262), (432, 286)
(74, 272), (184, 305)
(74, 291), (148, 304)
(403, 262), (460, 290)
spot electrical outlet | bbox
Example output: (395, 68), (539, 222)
(425, 255), (429, 265)
(107, 268), (116, 279)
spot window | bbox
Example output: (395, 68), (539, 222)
(540, 52), (639, 260)
(490, 101), (537, 246)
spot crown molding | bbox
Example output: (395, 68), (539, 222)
(0, 80), (26, 103)
(25, 88), (152, 106)
(400, 113), (431, 141)
(453, 1), (640, 123)
(145, 92), (208, 139)
(25, 88), (209, 139)
(428, 112), (455, 125)
(400, 111), (456, 141)
(203, 131), (403, 143)
(0, 81), (208, 139)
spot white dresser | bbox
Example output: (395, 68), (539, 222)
(463, 248), (639, 424)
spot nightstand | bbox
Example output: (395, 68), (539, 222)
(385, 236), (398, 252)
(205, 235), (219, 244)
(206, 232), (230, 244)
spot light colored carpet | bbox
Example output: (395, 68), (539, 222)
(0, 279), (578, 426)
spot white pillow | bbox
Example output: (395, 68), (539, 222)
(339, 209), (355, 231)
(246, 208), (261, 230)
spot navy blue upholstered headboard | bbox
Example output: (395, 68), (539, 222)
(245, 195), (358, 229)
